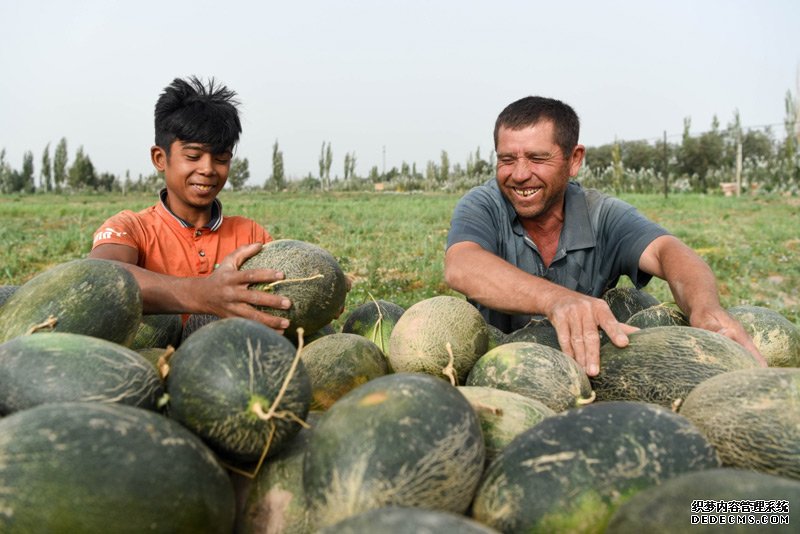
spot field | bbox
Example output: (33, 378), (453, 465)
(0, 190), (798, 327)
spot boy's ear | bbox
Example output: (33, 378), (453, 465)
(151, 145), (167, 172)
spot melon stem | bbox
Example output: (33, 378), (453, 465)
(442, 342), (457, 386)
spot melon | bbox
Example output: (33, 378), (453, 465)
(485, 323), (509, 350)
(341, 299), (405, 354)
(387, 296), (488, 384)
(319, 506), (500, 534)
(0, 258), (142, 346)
(303, 372), (485, 529)
(238, 411), (322, 534)
(0, 284), (18, 307)
(457, 385), (555, 464)
(137, 346), (171, 372)
(679, 367), (800, 480)
(471, 401), (720, 534)
(0, 332), (164, 415)
(166, 317), (311, 466)
(602, 286), (660, 323)
(241, 239), (347, 337)
(466, 342), (594, 412)
(0, 402), (235, 533)
(590, 326), (759, 408)
(131, 313), (183, 350)
(180, 313), (219, 343)
(727, 305), (800, 367)
(606, 468), (799, 533)
(625, 302), (688, 328)
(505, 321), (561, 349)
(301, 333), (391, 410)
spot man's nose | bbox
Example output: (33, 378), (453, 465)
(197, 154), (215, 175)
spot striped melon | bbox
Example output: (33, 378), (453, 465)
(466, 342), (594, 412)
(679, 367), (800, 480)
(472, 401), (719, 534)
(180, 313), (219, 344)
(387, 296), (488, 384)
(131, 313), (183, 350)
(625, 302), (688, 328)
(602, 286), (659, 323)
(303, 373), (485, 529)
(591, 326), (759, 408)
(319, 506), (500, 534)
(727, 305), (800, 367)
(0, 332), (164, 415)
(341, 299), (405, 354)
(505, 321), (560, 349)
(0, 285), (18, 307)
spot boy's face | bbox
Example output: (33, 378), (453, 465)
(151, 139), (232, 221)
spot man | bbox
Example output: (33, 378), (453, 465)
(90, 76), (291, 333)
(445, 96), (764, 376)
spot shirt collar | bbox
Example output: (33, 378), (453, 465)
(159, 188), (223, 231)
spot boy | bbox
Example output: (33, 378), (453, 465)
(90, 76), (291, 333)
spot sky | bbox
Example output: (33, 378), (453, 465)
(1, 0), (799, 186)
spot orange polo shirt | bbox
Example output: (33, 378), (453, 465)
(91, 194), (272, 277)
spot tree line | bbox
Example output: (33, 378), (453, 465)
(2, 92), (799, 196)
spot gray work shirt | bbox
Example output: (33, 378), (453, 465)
(446, 179), (670, 333)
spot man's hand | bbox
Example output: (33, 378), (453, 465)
(547, 290), (638, 377)
(688, 306), (767, 367)
(195, 243), (293, 333)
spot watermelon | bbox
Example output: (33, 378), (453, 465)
(602, 286), (660, 323)
(590, 326), (759, 408)
(301, 333), (391, 410)
(679, 367), (800, 480)
(466, 342), (594, 412)
(0, 258), (142, 346)
(505, 320), (561, 349)
(387, 296), (489, 384)
(625, 302), (688, 328)
(471, 401), (720, 534)
(341, 299), (405, 354)
(727, 305), (800, 367)
(130, 313), (183, 350)
(0, 332), (164, 415)
(457, 385), (555, 464)
(319, 506), (500, 534)
(166, 317), (311, 465)
(303, 373), (485, 529)
(0, 402), (235, 533)
(238, 411), (322, 534)
(606, 468), (799, 533)
(0, 284), (18, 307)
(241, 239), (348, 337)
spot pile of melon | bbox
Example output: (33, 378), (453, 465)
(1, 249), (798, 533)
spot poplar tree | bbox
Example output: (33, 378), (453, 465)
(53, 137), (68, 192)
(269, 140), (285, 190)
(41, 143), (52, 192)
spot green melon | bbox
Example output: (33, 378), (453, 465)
(590, 326), (760, 408)
(679, 367), (800, 480)
(602, 286), (660, 323)
(387, 296), (488, 384)
(0, 285), (18, 307)
(237, 411), (322, 534)
(180, 313), (219, 344)
(457, 385), (555, 464)
(0, 402), (235, 533)
(341, 299), (405, 354)
(0, 332), (164, 415)
(319, 506), (500, 534)
(303, 373), (485, 529)
(137, 346), (171, 372)
(166, 317), (311, 466)
(301, 333), (391, 410)
(485, 323), (509, 350)
(625, 302), (688, 328)
(241, 239), (348, 337)
(727, 305), (800, 367)
(466, 342), (594, 412)
(471, 401), (720, 534)
(130, 313), (183, 350)
(0, 259), (142, 346)
(505, 321), (561, 349)
(606, 468), (800, 533)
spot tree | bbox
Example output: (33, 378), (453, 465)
(439, 150), (450, 182)
(343, 151), (357, 180)
(67, 146), (96, 190)
(783, 89), (798, 160)
(20, 151), (35, 193)
(53, 137), (68, 192)
(325, 142), (333, 184)
(40, 143), (52, 192)
(96, 172), (118, 192)
(227, 157), (250, 190)
(268, 140), (285, 190)
(318, 142), (327, 189)
(0, 149), (10, 193)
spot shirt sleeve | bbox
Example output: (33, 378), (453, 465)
(446, 186), (501, 253)
(91, 211), (142, 250)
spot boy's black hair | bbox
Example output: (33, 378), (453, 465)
(494, 96), (580, 157)
(154, 76), (242, 155)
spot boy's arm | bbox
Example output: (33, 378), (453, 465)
(90, 242), (292, 333)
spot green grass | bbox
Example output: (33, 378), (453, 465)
(1, 190), (797, 326)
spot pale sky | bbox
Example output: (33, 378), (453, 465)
(1, 0), (798, 186)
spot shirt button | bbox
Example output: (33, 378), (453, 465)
(195, 230), (202, 237)
(199, 251), (205, 257)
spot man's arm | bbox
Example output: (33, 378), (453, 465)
(90, 243), (292, 333)
(445, 241), (636, 376)
(638, 235), (766, 365)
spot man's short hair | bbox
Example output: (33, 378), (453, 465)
(154, 76), (242, 155)
(494, 96), (580, 156)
